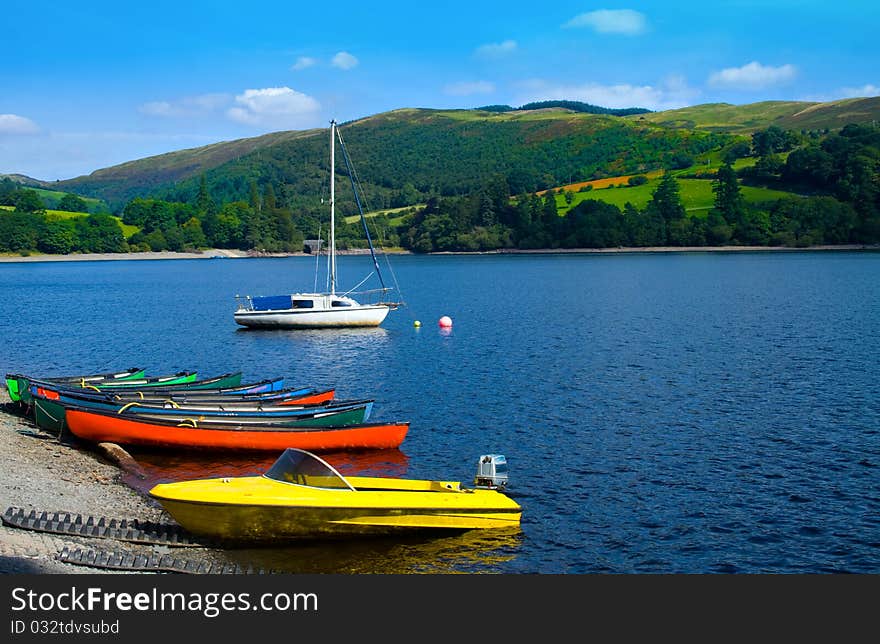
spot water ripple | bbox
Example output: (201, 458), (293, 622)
(1, 252), (879, 572)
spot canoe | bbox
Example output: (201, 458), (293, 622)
(114, 404), (371, 428)
(5, 367), (146, 403)
(64, 407), (409, 451)
(92, 371), (239, 390)
(95, 375), (283, 395)
(30, 383), (338, 415)
(12, 370), (194, 406)
(31, 382), (335, 407)
(204, 378), (285, 394)
(48, 371), (199, 391)
(33, 395), (373, 433)
(150, 448), (521, 541)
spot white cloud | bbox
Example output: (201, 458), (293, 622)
(708, 61), (797, 90)
(226, 87), (320, 128)
(515, 76), (699, 111)
(187, 93), (231, 111)
(444, 81), (496, 96)
(331, 51), (359, 70)
(139, 101), (176, 117)
(475, 40), (517, 59)
(139, 93), (231, 117)
(837, 84), (879, 98)
(563, 9), (647, 35)
(0, 114), (39, 135)
(292, 56), (317, 71)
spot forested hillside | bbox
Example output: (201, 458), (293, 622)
(2, 100), (878, 257)
(54, 108), (727, 211)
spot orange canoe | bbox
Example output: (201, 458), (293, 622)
(64, 407), (409, 451)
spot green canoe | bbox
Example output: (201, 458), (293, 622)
(5, 368), (146, 404)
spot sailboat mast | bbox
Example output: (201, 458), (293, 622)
(329, 120), (336, 295)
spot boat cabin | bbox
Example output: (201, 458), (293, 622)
(246, 294), (360, 312)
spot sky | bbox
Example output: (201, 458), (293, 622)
(1, 0), (878, 181)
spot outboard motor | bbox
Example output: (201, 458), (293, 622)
(474, 454), (509, 490)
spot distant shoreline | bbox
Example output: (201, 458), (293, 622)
(0, 244), (877, 263)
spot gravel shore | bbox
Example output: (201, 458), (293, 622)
(1, 245), (874, 264)
(0, 390), (227, 574)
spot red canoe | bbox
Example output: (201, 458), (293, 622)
(64, 407), (409, 451)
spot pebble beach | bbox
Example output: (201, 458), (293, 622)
(0, 390), (228, 574)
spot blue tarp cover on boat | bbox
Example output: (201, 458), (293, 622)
(252, 295), (292, 311)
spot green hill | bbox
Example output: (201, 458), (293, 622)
(630, 97), (880, 134)
(46, 97), (880, 214)
(55, 108), (728, 210)
(0, 175), (108, 212)
(57, 129), (319, 208)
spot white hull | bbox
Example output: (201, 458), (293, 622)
(235, 304), (390, 329)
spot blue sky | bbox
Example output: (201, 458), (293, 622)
(1, 1), (878, 180)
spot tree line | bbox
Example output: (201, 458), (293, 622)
(400, 123), (879, 251)
(1, 124), (877, 255)
(0, 179), (125, 254)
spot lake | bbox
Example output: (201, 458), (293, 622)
(1, 250), (878, 573)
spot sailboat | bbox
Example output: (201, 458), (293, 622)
(234, 120), (399, 329)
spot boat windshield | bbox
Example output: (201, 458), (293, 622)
(264, 448), (355, 490)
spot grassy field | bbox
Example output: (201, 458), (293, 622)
(627, 101), (814, 133)
(554, 178), (798, 215)
(629, 96), (880, 134)
(0, 205), (136, 236)
(344, 204), (420, 226)
(27, 187), (106, 211)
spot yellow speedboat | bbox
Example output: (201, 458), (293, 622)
(149, 448), (522, 541)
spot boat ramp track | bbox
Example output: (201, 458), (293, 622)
(2, 506), (273, 574)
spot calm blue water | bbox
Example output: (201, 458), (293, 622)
(1, 251), (879, 573)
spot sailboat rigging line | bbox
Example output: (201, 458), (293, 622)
(341, 271), (375, 298)
(335, 126), (387, 292)
(329, 121), (337, 295)
(314, 223), (322, 293)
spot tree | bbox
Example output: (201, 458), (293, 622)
(57, 193), (88, 213)
(142, 229), (168, 251)
(705, 210), (733, 245)
(249, 180), (261, 212)
(74, 214), (126, 252)
(0, 211), (41, 250)
(783, 146), (835, 187)
(163, 225), (186, 252)
(722, 140), (752, 163)
(563, 199), (626, 248)
(262, 183), (277, 211)
(196, 174), (215, 215)
(751, 154), (785, 182)
(541, 192), (559, 240)
(11, 189), (44, 212)
(38, 219), (77, 254)
(712, 162), (745, 225)
(212, 202), (248, 248)
(477, 191), (496, 226)
(646, 173), (686, 226)
(736, 209), (771, 245)
(752, 126), (797, 157)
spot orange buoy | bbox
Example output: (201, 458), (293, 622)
(438, 316), (453, 328)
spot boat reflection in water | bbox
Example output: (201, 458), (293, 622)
(125, 447), (409, 493)
(221, 526), (523, 574)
